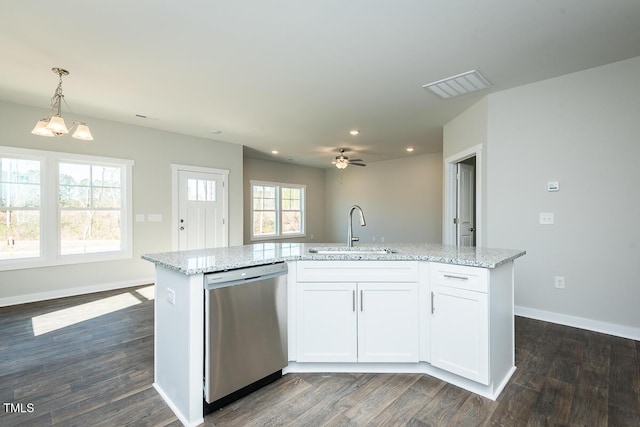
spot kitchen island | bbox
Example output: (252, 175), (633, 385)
(142, 242), (525, 427)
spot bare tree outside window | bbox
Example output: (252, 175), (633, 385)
(251, 181), (305, 240)
(0, 158), (41, 260)
(59, 163), (123, 255)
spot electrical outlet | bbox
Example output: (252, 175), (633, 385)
(554, 276), (565, 289)
(539, 212), (555, 225)
(167, 288), (176, 305)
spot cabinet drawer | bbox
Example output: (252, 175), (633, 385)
(297, 261), (418, 283)
(430, 262), (488, 292)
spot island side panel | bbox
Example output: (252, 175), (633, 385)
(286, 261), (298, 362)
(489, 261), (516, 393)
(154, 266), (204, 426)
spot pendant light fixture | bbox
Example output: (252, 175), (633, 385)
(31, 67), (94, 141)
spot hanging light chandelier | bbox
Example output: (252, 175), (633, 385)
(31, 67), (94, 140)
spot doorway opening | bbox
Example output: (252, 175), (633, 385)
(443, 144), (482, 247)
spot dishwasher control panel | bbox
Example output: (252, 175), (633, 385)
(205, 262), (288, 288)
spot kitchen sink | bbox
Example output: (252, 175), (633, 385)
(308, 247), (397, 255)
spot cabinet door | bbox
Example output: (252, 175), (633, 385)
(296, 283), (357, 362)
(357, 283), (419, 363)
(430, 284), (489, 384)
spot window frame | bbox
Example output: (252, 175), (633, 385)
(250, 180), (306, 241)
(0, 146), (134, 271)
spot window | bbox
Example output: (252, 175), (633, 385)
(59, 162), (123, 255)
(0, 146), (133, 271)
(187, 178), (216, 201)
(251, 181), (305, 240)
(1, 157), (41, 260)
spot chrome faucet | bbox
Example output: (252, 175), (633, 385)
(347, 205), (366, 247)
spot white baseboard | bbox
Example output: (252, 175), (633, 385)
(515, 305), (640, 341)
(153, 383), (203, 427)
(0, 277), (155, 307)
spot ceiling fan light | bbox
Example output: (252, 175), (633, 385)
(31, 119), (55, 137)
(46, 116), (69, 134)
(335, 159), (349, 169)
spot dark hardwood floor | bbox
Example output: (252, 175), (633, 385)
(1, 285), (638, 426)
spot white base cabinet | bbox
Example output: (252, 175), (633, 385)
(430, 284), (489, 384)
(429, 262), (514, 389)
(297, 282), (358, 362)
(357, 282), (419, 363)
(295, 261), (420, 364)
(290, 259), (515, 401)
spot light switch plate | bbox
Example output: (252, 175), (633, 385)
(539, 212), (554, 225)
(547, 181), (560, 191)
(148, 214), (163, 222)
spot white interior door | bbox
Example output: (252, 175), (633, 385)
(456, 163), (475, 246)
(443, 145), (482, 246)
(177, 169), (226, 250)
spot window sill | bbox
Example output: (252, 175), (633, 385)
(250, 233), (306, 242)
(0, 251), (132, 272)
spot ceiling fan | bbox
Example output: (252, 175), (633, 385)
(332, 148), (366, 169)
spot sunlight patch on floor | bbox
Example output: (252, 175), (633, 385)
(135, 285), (155, 301)
(31, 292), (142, 336)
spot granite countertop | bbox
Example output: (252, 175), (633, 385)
(141, 242), (526, 275)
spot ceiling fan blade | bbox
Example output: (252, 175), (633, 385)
(350, 162), (366, 167)
(350, 159), (363, 162)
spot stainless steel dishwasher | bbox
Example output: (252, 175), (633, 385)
(203, 262), (288, 413)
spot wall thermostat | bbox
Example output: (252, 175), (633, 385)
(547, 181), (560, 192)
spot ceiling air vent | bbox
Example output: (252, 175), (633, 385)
(422, 70), (491, 99)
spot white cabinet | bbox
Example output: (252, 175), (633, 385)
(290, 259), (516, 400)
(357, 282), (419, 363)
(295, 261), (420, 363)
(430, 283), (489, 384)
(430, 262), (504, 386)
(297, 282), (358, 362)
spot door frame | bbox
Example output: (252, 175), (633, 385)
(443, 144), (483, 246)
(171, 164), (229, 251)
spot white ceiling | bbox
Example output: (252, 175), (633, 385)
(1, 1), (639, 168)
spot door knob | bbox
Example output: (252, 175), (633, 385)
(469, 227), (475, 232)
(179, 226), (185, 231)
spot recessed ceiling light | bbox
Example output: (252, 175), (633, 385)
(406, 147), (415, 152)
(211, 129), (222, 135)
(422, 70), (491, 99)
(271, 150), (279, 154)
(350, 130), (360, 136)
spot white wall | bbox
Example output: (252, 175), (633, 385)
(243, 156), (326, 244)
(453, 56), (640, 336)
(0, 101), (243, 304)
(443, 97), (488, 160)
(324, 153), (442, 244)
